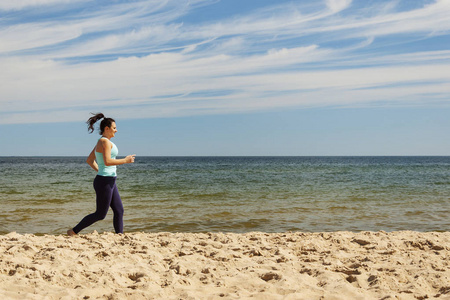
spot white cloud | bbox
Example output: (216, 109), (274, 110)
(0, 0), (89, 11)
(1, 48), (449, 124)
(1, 0), (450, 124)
(0, 23), (83, 53)
(313, 0), (450, 38)
(326, 0), (352, 13)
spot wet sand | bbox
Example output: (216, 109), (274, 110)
(1, 231), (449, 299)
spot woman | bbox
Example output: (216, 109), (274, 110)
(67, 113), (135, 236)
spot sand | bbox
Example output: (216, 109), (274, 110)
(0, 231), (449, 300)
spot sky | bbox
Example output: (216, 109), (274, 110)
(1, 0), (450, 156)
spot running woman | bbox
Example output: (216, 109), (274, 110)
(67, 113), (135, 236)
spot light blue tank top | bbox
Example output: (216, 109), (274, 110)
(95, 137), (119, 177)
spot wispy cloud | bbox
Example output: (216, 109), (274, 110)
(0, 0), (89, 11)
(326, 0), (353, 13)
(1, 0), (449, 124)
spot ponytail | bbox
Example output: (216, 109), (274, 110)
(86, 113), (115, 134)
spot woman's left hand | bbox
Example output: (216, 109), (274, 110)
(125, 155), (136, 164)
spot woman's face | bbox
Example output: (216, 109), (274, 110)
(105, 122), (117, 138)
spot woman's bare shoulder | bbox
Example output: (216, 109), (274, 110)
(100, 138), (112, 148)
(96, 138), (111, 152)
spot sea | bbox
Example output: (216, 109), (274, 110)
(1, 156), (449, 235)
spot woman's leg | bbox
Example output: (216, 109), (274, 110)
(72, 176), (115, 234)
(110, 183), (124, 234)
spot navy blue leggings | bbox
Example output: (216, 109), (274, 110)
(73, 175), (124, 234)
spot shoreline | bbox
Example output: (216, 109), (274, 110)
(1, 231), (449, 299)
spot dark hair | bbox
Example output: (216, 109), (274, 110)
(86, 113), (115, 134)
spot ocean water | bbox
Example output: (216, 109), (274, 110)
(0, 156), (449, 235)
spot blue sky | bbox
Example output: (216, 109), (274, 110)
(1, 0), (450, 155)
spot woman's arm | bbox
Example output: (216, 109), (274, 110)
(86, 147), (99, 172)
(100, 138), (135, 166)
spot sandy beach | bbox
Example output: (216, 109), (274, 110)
(0, 231), (449, 299)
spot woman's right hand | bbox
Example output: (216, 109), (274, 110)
(126, 154), (136, 163)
